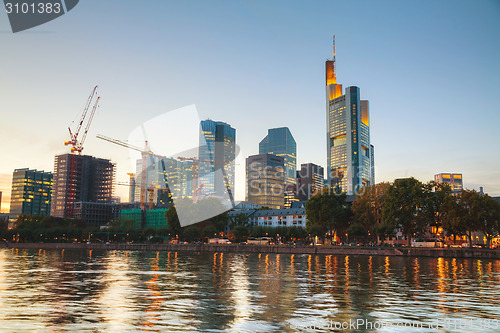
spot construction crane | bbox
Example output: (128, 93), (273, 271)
(65, 85), (100, 154)
(96, 134), (168, 209)
(115, 181), (171, 210)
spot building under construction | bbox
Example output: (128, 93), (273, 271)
(133, 157), (194, 206)
(51, 153), (115, 225)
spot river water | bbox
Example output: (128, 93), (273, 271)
(0, 248), (498, 332)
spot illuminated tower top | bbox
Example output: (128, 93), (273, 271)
(326, 35), (342, 100)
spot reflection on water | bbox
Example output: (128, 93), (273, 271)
(0, 249), (499, 332)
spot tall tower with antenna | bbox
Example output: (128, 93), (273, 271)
(326, 35), (375, 194)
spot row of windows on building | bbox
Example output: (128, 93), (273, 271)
(247, 211), (306, 228)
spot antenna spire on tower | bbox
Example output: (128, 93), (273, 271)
(333, 34), (336, 80)
(326, 34), (341, 99)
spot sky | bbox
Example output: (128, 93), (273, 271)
(1, 0), (499, 212)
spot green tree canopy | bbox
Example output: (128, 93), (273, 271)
(229, 213), (250, 228)
(351, 182), (390, 243)
(286, 226), (307, 240)
(305, 187), (351, 239)
(420, 181), (452, 232)
(0, 218), (8, 239)
(231, 224), (249, 242)
(250, 226), (267, 238)
(382, 177), (427, 246)
(305, 223), (324, 238)
(442, 190), (500, 247)
(477, 194), (500, 247)
(165, 205), (182, 235)
(202, 225), (218, 239)
(183, 225), (201, 241)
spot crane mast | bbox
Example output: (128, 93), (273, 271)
(65, 85), (100, 154)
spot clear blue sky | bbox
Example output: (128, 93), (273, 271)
(1, 0), (499, 211)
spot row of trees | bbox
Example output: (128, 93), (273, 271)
(305, 178), (500, 247)
(164, 197), (308, 243)
(4, 178), (498, 247)
(1, 214), (175, 244)
(1, 214), (90, 243)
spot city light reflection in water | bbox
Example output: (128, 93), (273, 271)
(0, 249), (498, 332)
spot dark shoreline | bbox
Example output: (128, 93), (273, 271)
(2, 242), (499, 259)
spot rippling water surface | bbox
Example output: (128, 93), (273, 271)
(0, 249), (499, 332)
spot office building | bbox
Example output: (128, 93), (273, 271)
(199, 120), (236, 200)
(73, 202), (119, 227)
(246, 153), (285, 209)
(434, 173), (463, 193)
(259, 127), (297, 207)
(127, 173), (136, 203)
(158, 157), (193, 204)
(326, 36), (375, 194)
(9, 168), (52, 220)
(134, 156), (195, 207)
(296, 163), (324, 201)
(51, 154), (114, 222)
(162, 158), (194, 200)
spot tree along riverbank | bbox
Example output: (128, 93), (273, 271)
(1, 242), (499, 259)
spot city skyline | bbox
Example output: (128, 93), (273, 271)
(1, 0), (499, 212)
(1, 3), (500, 332)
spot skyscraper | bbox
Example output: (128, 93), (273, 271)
(296, 163), (324, 201)
(158, 157), (193, 201)
(9, 168), (52, 220)
(133, 155), (195, 207)
(259, 127), (297, 207)
(246, 153), (285, 209)
(199, 120), (236, 200)
(51, 154), (114, 219)
(326, 36), (375, 194)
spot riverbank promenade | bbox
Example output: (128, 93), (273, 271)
(2, 242), (499, 260)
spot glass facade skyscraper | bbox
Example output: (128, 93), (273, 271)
(259, 127), (297, 207)
(296, 163), (324, 201)
(326, 36), (374, 194)
(9, 168), (52, 220)
(246, 153), (285, 209)
(134, 157), (194, 206)
(159, 158), (193, 203)
(199, 120), (236, 200)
